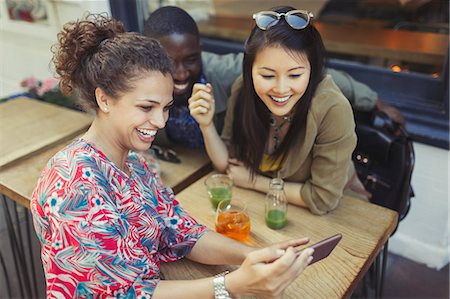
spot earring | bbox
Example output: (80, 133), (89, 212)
(103, 107), (109, 112)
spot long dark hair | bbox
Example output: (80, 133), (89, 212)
(230, 6), (326, 175)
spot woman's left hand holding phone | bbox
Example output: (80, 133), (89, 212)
(188, 83), (215, 128)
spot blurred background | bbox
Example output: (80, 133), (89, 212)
(0, 0), (448, 298)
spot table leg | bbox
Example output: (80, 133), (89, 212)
(0, 248), (12, 298)
(379, 241), (389, 298)
(2, 194), (26, 298)
(1, 194), (38, 298)
(25, 207), (39, 296)
(374, 240), (389, 298)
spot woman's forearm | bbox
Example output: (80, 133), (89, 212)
(252, 173), (271, 194)
(284, 181), (307, 207)
(253, 174), (307, 208)
(200, 124), (229, 171)
(187, 231), (255, 265)
(162, 231), (254, 299)
(153, 278), (216, 299)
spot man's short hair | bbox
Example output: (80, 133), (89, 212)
(143, 6), (199, 38)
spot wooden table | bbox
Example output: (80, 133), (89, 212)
(0, 97), (93, 169)
(198, 15), (449, 66)
(161, 172), (398, 298)
(140, 144), (212, 194)
(0, 139), (70, 208)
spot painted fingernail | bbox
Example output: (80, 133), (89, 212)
(307, 256), (313, 264)
(276, 249), (285, 256)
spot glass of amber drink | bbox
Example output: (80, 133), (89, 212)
(215, 199), (251, 242)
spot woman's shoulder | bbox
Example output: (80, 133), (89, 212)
(310, 75), (353, 118)
(38, 139), (109, 189)
(49, 139), (101, 168)
(48, 139), (89, 165)
(32, 139), (103, 205)
(314, 75), (351, 105)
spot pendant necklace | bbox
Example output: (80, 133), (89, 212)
(269, 114), (292, 151)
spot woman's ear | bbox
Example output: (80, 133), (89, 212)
(95, 87), (110, 113)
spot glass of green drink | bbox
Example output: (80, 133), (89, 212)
(265, 209), (287, 229)
(265, 178), (287, 229)
(204, 174), (233, 209)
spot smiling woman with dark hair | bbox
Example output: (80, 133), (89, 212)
(190, 6), (370, 215)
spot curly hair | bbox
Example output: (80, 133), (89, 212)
(52, 14), (174, 111)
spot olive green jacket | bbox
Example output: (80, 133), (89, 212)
(222, 75), (367, 215)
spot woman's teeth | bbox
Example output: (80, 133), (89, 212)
(137, 128), (157, 137)
(271, 95), (291, 103)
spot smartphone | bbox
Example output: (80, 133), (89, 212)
(296, 233), (342, 265)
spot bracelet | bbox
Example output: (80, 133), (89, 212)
(213, 271), (231, 299)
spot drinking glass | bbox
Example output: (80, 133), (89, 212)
(265, 178), (287, 229)
(215, 199), (251, 242)
(204, 174), (233, 210)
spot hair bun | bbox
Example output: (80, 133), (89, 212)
(52, 14), (125, 96)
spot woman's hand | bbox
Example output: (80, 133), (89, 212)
(375, 99), (406, 128)
(227, 158), (255, 189)
(226, 238), (313, 299)
(188, 83), (215, 128)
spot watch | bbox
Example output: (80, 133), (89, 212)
(213, 271), (231, 299)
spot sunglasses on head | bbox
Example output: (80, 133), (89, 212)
(252, 10), (314, 30)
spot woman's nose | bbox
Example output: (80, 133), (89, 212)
(273, 77), (289, 94)
(151, 110), (167, 129)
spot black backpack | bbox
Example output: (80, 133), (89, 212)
(352, 111), (415, 233)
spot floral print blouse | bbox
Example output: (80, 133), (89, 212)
(31, 139), (209, 298)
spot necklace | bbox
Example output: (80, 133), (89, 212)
(269, 114), (292, 151)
